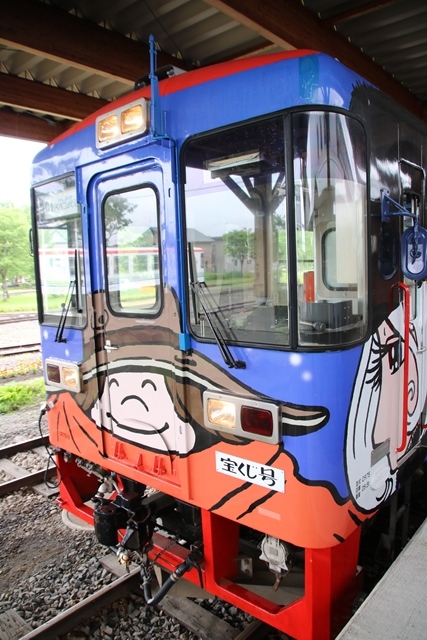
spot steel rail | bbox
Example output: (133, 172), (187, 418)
(19, 568), (141, 640)
(0, 435), (49, 458)
(0, 435), (56, 497)
(0, 343), (41, 357)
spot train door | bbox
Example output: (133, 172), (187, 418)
(88, 162), (183, 470)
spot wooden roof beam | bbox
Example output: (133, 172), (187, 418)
(321, 0), (400, 27)
(0, 73), (108, 120)
(204, 0), (425, 121)
(0, 108), (70, 143)
(1, 0), (187, 85)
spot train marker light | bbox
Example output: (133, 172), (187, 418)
(96, 99), (148, 149)
(45, 358), (81, 393)
(203, 391), (280, 443)
(46, 362), (60, 384)
(241, 406), (273, 437)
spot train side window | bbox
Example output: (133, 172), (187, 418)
(33, 174), (86, 327)
(103, 186), (161, 315)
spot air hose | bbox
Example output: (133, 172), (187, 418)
(140, 548), (203, 607)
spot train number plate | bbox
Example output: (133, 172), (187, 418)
(215, 452), (285, 493)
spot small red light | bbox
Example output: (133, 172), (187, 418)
(241, 406), (273, 437)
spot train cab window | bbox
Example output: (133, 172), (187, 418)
(184, 116), (289, 347)
(293, 112), (368, 346)
(183, 111), (367, 351)
(103, 186), (161, 315)
(33, 175), (86, 327)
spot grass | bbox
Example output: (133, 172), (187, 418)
(0, 291), (37, 313)
(0, 378), (45, 414)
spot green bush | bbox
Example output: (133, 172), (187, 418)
(0, 291), (37, 313)
(0, 378), (45, 413)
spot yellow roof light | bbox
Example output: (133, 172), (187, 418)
(96, 99), (148, 149)
(98, 114), (119, 144)
(121, 104), (145, 134)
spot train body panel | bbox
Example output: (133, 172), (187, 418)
(31, 47), (427, 639)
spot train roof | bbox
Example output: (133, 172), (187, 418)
(31, 49), (373, 184)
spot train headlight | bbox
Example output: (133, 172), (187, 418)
(203, 391), (280, 443)
(45, 358), (81, 393)
(62, 366), (80, 390)
(96, 99), (148, 149)
(206, 397), (236, 429)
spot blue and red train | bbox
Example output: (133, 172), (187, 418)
(31, 39), (427, 639)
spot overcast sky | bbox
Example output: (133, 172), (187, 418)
(0, 136), (45, 208)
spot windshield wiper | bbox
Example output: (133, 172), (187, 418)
(55, 279), (76, 343)
(190, 280), (245, 369)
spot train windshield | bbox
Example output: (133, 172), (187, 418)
(183, 111), (367, 349)
(33, 175), (86, 327)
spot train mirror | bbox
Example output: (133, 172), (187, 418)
(381, 188), (427, 281)
(401, 224), (427, 280)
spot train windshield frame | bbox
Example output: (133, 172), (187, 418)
(33, 174), (86, 328)
(183, 110), (368, 349)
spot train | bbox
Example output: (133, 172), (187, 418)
(31, 37), (427, 639)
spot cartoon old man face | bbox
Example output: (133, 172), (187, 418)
(91, 368), (196, 455)
(345, 304), (424, 512)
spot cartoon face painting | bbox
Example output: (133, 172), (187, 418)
(345, 304), (426, 512)
(91, 370), (196, 455)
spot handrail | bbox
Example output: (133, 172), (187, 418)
(391, 282), (410, 453)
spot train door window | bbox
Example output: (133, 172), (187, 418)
(293, 112), (368, 346)
(183, 116), (289, 347)
(103, 186), (161, 315)
(33, 175), (86, 327)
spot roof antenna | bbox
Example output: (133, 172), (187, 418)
(149, 34), (165, 138)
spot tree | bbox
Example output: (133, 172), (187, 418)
(224, 228), (254, 271)
(0, 203), (34, 299)
(104, 195), (135, 243)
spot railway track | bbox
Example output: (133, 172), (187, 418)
(0, 313), (38, 325)
(0, 435), (57, 497)
(0, 343), (41, 357)
(17, 557), (277, 640)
